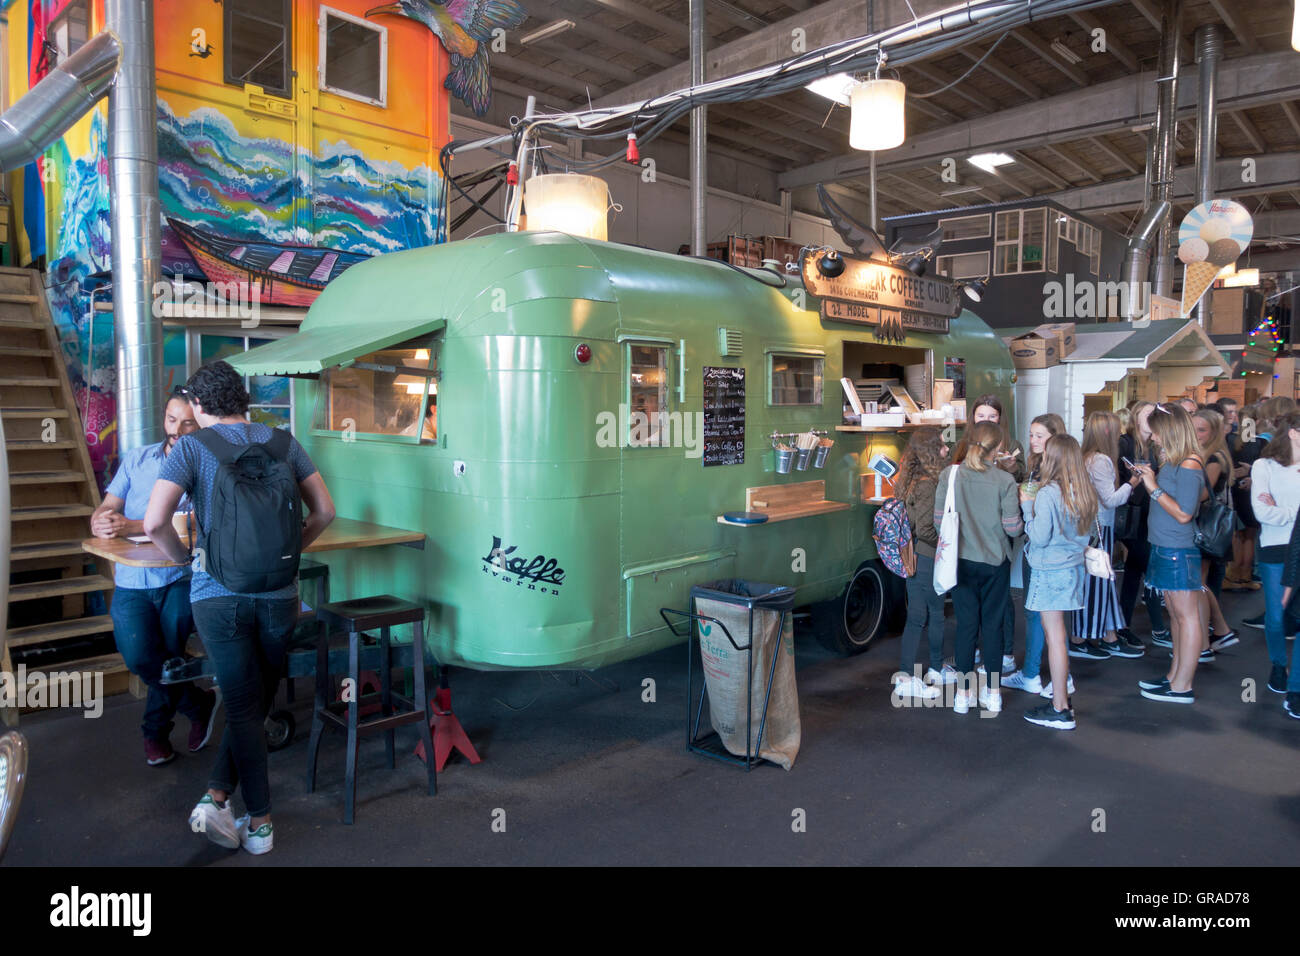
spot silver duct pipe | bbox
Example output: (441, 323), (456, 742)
(106, 0), (163, 453)
(689, 0), (707, 256)
(1193, 23), (1223, 326)
(1122, 199), (1172, 320)
(0, 31), (121, 173)
(1150, 0), (1183, 299)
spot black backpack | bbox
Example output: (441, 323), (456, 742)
(194, 427), (303, 593)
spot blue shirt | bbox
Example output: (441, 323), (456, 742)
(158, 423), (318, 603)
(1148, 461), (1204, 550)
(105, 441), (191, 591)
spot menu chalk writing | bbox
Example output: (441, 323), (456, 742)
(703, 366), (745, 466)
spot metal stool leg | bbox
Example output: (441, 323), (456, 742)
(306, 618), (329, 792)
(411, 622), (437, 797)
(380, 626), (395, 769)
(344, 630), (361, 824)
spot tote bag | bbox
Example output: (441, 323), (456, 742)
(934, 466), (960, 595)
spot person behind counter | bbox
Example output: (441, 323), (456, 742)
(1021, 434), (1097, 730)
(892, 427), (951, 699)
(934, 421), (1023, 716)
(91, 387), (219, 767)
(1130, 403), (1207, 704)
(143, 361), (337, 856)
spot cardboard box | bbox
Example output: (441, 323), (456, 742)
(1008, 332), (1059, 369)
(1035, 322), (1076, 357)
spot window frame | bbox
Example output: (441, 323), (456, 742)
(224, 0), (293, 99)
(936, 250), (990, 280)
(937, 213), (991, 243)
(623, 339), (673, 449)
(48, 0), (90, 69)
(192, 331), (296, 430)
(766, 347), (825, 407)
(310, 335), (441, 445)
(318, 5), (388, 108)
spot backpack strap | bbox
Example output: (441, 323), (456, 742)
(263, 426), (292, 461)
(194, 427), (242, 464)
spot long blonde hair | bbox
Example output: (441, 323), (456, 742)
(1193, 407), (1232, 475)
(1127, 401), (1154, 461)
(1038, 433), (1099, 535)
(962, 421), (1004, 473)
(1081, 410), (1122, 488)
(1149, 403), (1203, 467)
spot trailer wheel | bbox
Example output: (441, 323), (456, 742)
(815, 560), (900, 655)
(265, 710), (296, 752)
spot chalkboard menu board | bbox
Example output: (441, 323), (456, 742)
(703, 366), (745, 466)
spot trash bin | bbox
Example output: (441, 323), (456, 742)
(689, 579), (801, 770)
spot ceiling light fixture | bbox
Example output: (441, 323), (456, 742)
(805, 73), (856, 106)
(850, 77), (907, 151)
(1293, 0), (1299, 52)
(941, 185), (984, 197)
(961, 278), (989, 302)
(1050, 38), (1083, 64)
(967, 152), (1014, 174)
(520, 18), (576, 45)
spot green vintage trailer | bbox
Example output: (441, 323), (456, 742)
(230, 231), (1016, 670)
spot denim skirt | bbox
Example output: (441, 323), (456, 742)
(1024, 564), (1086, 612)
(1146, 545), (1203, 593)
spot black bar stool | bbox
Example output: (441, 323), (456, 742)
(306, 595), (437, 824)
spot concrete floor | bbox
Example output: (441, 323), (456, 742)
(6, 582), (1299, 866)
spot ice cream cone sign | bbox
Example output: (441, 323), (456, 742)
(1178, 199), (1254, 316)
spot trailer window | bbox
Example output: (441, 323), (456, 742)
(769, 353), (823, 406)
(225, 0), (292, 98)
(313, 340), (438, 441)
(627, 343), (669, 446)
(319, 7), (387, 107)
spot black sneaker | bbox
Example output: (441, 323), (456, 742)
(1243, 614), (1265, 630)
(1150, 630), (1173, 648)
(1024, 702), (1076, 730)
(1268, 664), (1288, 694)
(1170, 648), (1216, 663)
(1209, 630), (1239, 651)
(1285, 693), (1300, 719)
(1138, 675), (1170, 691)
(1118, 628), (1146, 653)
(1099, 637), (1143, 659)
(1140, 684), (1194, 704)
(1069, 640), (1110, 660)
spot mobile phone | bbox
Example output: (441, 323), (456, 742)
(1120, 456), (1136, 469)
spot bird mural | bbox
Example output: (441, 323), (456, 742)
(366, 0), (528, 116)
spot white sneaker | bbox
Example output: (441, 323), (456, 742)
(892, 674), (939, 700)
(1040, 676), (1076, 699)
(1002, 655), (1017, 673)
(189, 794), (240, 849)
(978, 685), (1003, 714)
(974, 648), (982, 666)
(926, 665), (959, 685)
(953, 689), (972, 715)
(1001, 671), (1043, 694)
(234, 814), (274, 855)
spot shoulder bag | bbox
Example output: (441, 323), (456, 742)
(1187, 456), (1234, 559)
(1084, 518), (1114, 580)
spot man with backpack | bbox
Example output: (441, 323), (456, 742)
(144, 361), (336, 856)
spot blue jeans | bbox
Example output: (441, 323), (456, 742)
(899, 553), (946, 674)
(1259, 562), (1300, 692)
(192, 595), (297, 817)
(1021, 556), (1045, 678)
(110, 580), (205, 740)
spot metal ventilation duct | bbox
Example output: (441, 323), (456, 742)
(1193, 23), (1223, 326)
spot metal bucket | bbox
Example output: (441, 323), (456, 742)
(795, 446), (813, 471)
(813, 438), (833, 468)
(774, 445), (794, 474)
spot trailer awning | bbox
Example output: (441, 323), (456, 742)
(227, 318), (446, 377)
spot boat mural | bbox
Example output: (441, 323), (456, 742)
(166, 218), (372, 308)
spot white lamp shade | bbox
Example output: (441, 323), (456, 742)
(524, 173), (609, 241)
(849, 78), (906, 151)
(1293, 0), (1299, 52)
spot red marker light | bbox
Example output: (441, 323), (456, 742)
(575, 343), (592, 364)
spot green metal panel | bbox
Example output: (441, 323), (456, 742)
(228, 318), (446, 376)
(280, 231), (1016, 670)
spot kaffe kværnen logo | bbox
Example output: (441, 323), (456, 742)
(482, 536), (565, 595)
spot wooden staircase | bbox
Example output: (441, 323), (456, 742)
(1, 266), (127, 725)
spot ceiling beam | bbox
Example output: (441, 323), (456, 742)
(1041, 143), (1103, 182)
(1205, 0), (1260, 54)
(494, 57), (607, 99)
(1088, 135), (1140, 175)
(1012, 150), (1072, 190)
(654, 127), (788, 171)
(1011, 28), (1089, 87)
(697, 120), (815, 162)
(708, 0), (769, 34)
(526, 38), (644, 86)
(525, 0), (680, 69)
(716, 104), (844, 154)
(1068, 9), (1138, 72)
(1230, 110), (1267, 153)
(1128, 0), (1193, 63)
(582, 0), (690, 43)
(884, 171), (1000, 206)
(908, 62), (996, 113)
(776, 51), (1300, 190)
(1279, 101), (1300, 141)
(959, 44), (1042, 100)
(906, 95), (962, 125)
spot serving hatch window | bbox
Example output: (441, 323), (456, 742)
(769, 352), (824, 406)
(627, 343), (669, 447)
(313, 338), (439, 442)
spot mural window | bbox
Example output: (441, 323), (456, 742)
(319, 7), (388, 107)
(938, 214), (991, 242)
(627, 343), (669, 447)
(769, 352), (824, 406)
(936, 251), (989, 280)
(313, 338), (438, 441)
(198, 333), (294, 429)
(48, 0), (90, 67)
(224, 0), (292, 98)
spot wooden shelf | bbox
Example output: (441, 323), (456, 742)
(717, 479), (851, 526)
(837, 422), (963, 433)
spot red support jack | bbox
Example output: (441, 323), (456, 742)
(414, 671), (481, 771)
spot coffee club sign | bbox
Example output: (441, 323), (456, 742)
(802, 253), (961, 339)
